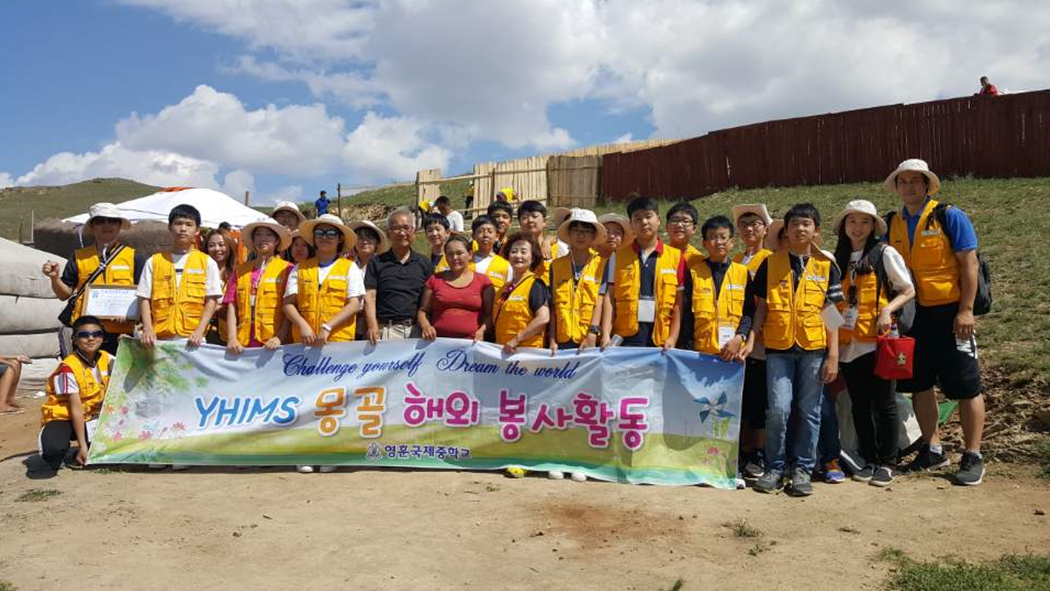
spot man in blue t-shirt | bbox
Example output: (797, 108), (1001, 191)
(315, 191), (331, 217)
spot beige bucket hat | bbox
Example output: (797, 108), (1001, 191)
(832, 199), (888, 236)
(597, 213), (634, 245)
(557, 208), (607, 244)
(241, 218), (293, 252)
(731, 203), (773, 227)
(348, 219), (390, 254)
(299, 214), (357, 253)
(83, 203), (131, 236)
(272, 201), (307, 223)
(882, 158), (941, 195)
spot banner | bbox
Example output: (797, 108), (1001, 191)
(89, 338), (744, 488)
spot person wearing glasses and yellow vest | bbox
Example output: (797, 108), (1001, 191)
(41, 203), (144, 356)
(666, 203), (704, 350)
(750, 204), (844, 497)
(224, 219), (293, 355)
(884, 159), (985, 486)
(547, 209), (606, 356)
(688, 215), (755, 359)
(601, 196), (685, 351)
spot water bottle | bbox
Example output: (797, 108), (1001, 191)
(608, 334), (623, 348)
(889, 322), (899, 338)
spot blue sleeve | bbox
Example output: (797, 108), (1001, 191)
(944, 207), (978, 252)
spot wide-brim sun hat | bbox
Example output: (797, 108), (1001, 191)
(299, 213), (357, 253)
(731, 203), (774, 227)
(597, 213), (634, 245)
(833, 199), (888, 237)
(882, 158), (941, 195)
(83, 202), (131, 236)
(241, 218), (292, 252)
(552, 207), (572, 229)
(272, 200), (307, 223)
(348, 219), (390, 254)
(557, 208), (607, 244)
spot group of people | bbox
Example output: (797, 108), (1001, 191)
(33, 157), (986, 494)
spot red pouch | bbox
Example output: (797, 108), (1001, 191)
(875, 335), (915, 380)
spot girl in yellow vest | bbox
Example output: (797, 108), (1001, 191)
(687, 216), (755, 359)
(138, 204), (224, 349)
(750, 204), (844, 497)
(493, 233), (550, 354)
(205, 228), (238, 345)
(284, 214), (365, 349)
(471, 215), (512, 290)
(224, 219), (293, 355)
(601, 196), (685, 351)
(548, 209), (606, 355)
(832, 200), (915, 487)
(39, 316), (110, 471)
(730, 203), (775, 480)
(289, 230), (314, 265)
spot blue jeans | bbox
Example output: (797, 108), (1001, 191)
(765, 349), (826, 473)
(818, 386), (841, 465)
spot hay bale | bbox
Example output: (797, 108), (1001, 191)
(34, 218), (177, 260)
(0, 236), (66, 298)
(0, 330), (60, 358)
(0, 295), (63, 332)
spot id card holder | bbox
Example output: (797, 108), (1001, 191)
(85, 418), (98, 441)
(717, 325), (736, 349)
(841, 306), (859, 330)
(637, 298), (656, 323)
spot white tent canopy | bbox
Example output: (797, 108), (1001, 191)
(64, 187), (269, 230)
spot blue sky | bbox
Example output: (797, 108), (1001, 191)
(1, 1), (1045, 203)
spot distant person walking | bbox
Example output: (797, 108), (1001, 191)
(975, 76), (999, 96)
(315, 190), (331, 216)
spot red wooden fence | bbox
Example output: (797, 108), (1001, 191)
(600, 90), (1050, 200)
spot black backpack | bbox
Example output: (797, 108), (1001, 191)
(885, 203), (992, 316)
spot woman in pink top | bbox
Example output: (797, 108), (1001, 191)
(418, 234), (494, 341)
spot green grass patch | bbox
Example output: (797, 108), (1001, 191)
(878, 547), (1050, 591)
(1037, 438), (1050, 480)
(0, 178), (159, 240)
(15, 488), (62, 503)
(723, 518), (762, 538)
(747, 542), (770, 557)
(662, 579), (684, 591)
(0, 580), (17, 591)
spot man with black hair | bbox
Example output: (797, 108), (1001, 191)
(435, 195), (463, 232)
(315, 190), (331, 216)
(486, 200), (514, 253)
(667, 202), (703, 348)
(687, 215), (754, 359)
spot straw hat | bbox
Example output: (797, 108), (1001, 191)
(557, 209), (606, 244)
(348, 219), (390, 254)
(552, 207), (572, 229)
(832, 199), (888, 236)
(597, 213), (634, 245)
(299, 214), (357, 252)
(241, 218), (292, 252)
(882, 158), (941, 195)
(83, 203), (130, 236)
(731, 203), (773, 227)
(272, 201), (306, 223)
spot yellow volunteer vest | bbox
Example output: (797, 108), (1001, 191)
(690, 259), (749, 355)
(41, 352), (112, 425)
(494, 272), (545, 348)
(293, 257), (356, 342)
(837, 259), (888, 345)
(150, 251), (210, 339)
(434, 254), (450, 274)
(611, 242), (682, 346)
(888, 199), (961, 306)
(733, 248), (773, 276)
(234, 257), (291, 344)
(470, 254), (511, 290)
(535, 239), (561, 284)
(550, 254), (605, 344)
(682, 243), (705, 265)
(73, 245), (137, 334)
(763, 250), (832, 351)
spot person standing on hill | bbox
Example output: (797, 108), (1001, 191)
(42, 203), (144, 356)
(884, 159), (986, 486)
(975, 76), (999, 96)
(315, 190), (331, 216)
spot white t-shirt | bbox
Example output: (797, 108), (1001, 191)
(474, 253), (513, 284)
(284, 260), (366, 298)
(136, 252), (223, 300)
(839, 245), (914, 363)
(446, 210), (464, 232)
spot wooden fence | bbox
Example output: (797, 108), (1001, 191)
(600, 89), (1050, 200)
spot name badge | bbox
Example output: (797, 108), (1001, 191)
(582, 275), (596, 283)
(508, 295), (526, 303)
(110, 265), (131, 271)
(921, 229), (940, 237)
(806, 275), (826, 283)
(718, 325), (736, 349)
(86, 418), (98, 441)
(842, 306), (859, 330)
(727, 283), (745, 291)
(637, 298), (656, 323)
(186, 268), (205, 275)
(491, 271), (506, 280)
(659, 268), (676, 276)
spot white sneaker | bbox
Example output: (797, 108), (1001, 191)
(297, 465), (314, 474)
(147, 464), (167, 470)
(318, 466), (336, 473)
(171, 464), (190, 471)
(569, 471), (587, 482)
(548, 470), (565, 480)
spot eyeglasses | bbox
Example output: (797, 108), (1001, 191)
(388, 225), (414, 234)
(667, 217), (695, 227)
(75, 330), (105, 339)
(738, 220), (766, 229)
(313, 228), (342, 239)
(568, 225), (596, 236)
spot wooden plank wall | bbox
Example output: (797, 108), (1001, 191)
(547, 155), (600, 209)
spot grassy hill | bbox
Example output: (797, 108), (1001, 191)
(0, 178), (160, 240)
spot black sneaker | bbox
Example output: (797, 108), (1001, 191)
(753, 469), (783, 494)
(788, 467), (813, 497)
(954, 452), (985, 486)
(902, 444), (950, 473)
(742, 451), (765, 480)
(852, 464), (875, 483)
(870, 466), (894, 487)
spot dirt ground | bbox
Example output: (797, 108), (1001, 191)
(1, 395), (1048, 591)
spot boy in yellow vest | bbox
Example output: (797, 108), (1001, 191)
(38, 315), (110, 471)
(470, 215), (512, 290)
(424, 213), (451, 272)
(751, 204), (843, 496)
(667, 203), (703, 349)
(224, 219), (293, 354)
(517, 200), (561, 280)
(731, 204), (775, 479)
(138, 204), (223, 349)
(548, 209), (606, 355)
(884, 159), (985, 485)
(42, 202), (144, 356)
(602, 196), (685, 351)
(687, 215), (754, 359)
(486, 200), (514, 253)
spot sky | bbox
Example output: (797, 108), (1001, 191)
(0, 0), (1046, 204)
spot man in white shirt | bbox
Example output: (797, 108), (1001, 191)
(435, 196), (464, 232)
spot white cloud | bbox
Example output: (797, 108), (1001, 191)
(342, 112), (451, 182)
(15, 142), (220, 188)
(0, 173), (13, 189)
(265, 185), (305, 205)
(221, 169), (255, 200)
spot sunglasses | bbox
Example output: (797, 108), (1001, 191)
(313, 228), (342, 239)
(75, 330), (105, 339)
